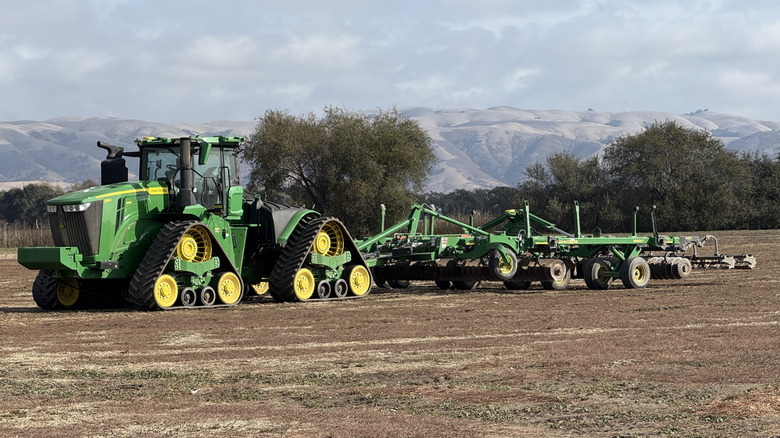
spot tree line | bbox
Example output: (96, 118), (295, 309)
(1, 117), (778, 242)
(423, 121), (780, 233)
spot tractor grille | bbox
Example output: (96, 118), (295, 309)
(49, 202), (103, 256)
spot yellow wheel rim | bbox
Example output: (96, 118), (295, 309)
(348, 265), (371, 296)
(154, 274), (178, 308)
(252, 281), (270, 295)
(216, 272), (242, 304)
(293, 268), (315, 301)
(312, 221), (344, 256)
(633, 264), (648, 283)
(177, 225), (212, 262)
(498, 256), (514, 275)
(56, 279), (80, 307)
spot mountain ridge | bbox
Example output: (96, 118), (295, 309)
(1, 107), (778, 193)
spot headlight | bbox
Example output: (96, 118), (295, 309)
(63, 203), (91, 213)
(46, 205), (58, 214)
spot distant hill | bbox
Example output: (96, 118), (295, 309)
(1, 108), (778, 193)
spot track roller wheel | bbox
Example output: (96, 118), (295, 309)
(200, 286), (216, 306)
(293, 268), (315, 301)
(181, 287), (197, 307)
(348, 265), (371, 296)
(252, 282), (270, 296)
(334, 279), (348, 298)
(317, 280), (332, 299)
(620, 257), (651, 289)
(489, 249), (518, 281)
(583, 258), (614, 290)
(504, 280), (531, 290)
(215, 272), (242, 305)
(154, 274), (179, 308)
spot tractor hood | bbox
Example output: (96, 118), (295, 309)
(48, 181), (169, 208)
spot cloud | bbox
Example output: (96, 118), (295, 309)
(1, 0), (780, 121)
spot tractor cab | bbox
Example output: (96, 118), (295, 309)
(100, 136), (245, 219)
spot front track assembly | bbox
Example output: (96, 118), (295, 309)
(129, 220), (244, 310)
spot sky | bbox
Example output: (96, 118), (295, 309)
(2, 0), (780, 123)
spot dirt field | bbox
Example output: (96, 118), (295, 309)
(0, 230), (778, 437)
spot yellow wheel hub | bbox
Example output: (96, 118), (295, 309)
(633, 265), (648, 283)
(293, 268), (315, 301)
(498, 256), (514, 275)
(177, 225), (212, 262)
(216, 272), (242, 304)
(56, 279), (80, 307)
(348, 265), (371, 296)
(312, 221), (344, 256)
(154, 274), (178, 308)
(252, 281), (270, 296)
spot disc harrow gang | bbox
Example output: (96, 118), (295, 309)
(357, 202), (755, 293)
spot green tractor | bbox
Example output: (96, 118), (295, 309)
(17, 136), (371, 309)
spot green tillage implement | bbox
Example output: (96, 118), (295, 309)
(357, 201), (755, 292)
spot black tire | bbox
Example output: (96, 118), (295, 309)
(32, 271), (80, 310)
(583, 258), (614, 290)
(673, 257), (692, 279)
(488, 249), (518, 281)
(387, 279), (411, 289)
(434, 280), (451, 290)
(372, 268), (388, 288)
(503, 280), (531, 290)
(541, 268), (572, 290)
(452, 280), (478, 290)
(620, 257), (651, 289)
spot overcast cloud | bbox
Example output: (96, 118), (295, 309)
(2, 0), (780, 122)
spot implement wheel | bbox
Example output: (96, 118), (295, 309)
(489, 249), (518, 281)
(583, 258), (614, 290)
(504, 280), (531, 290)
(542, 267), (572, 290)
(620, 257), (651, 289)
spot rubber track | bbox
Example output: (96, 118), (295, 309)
(268, 216), (322, 302)
(129, 220), (192, 310)
(128, 220), (243, 310)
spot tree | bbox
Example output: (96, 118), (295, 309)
(516, 152), (620, 232)
(243, 107), (436, 236)
(0, 183), (63, 227)
(743, 152), (780, 229)
(602, 120), (750, 230)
